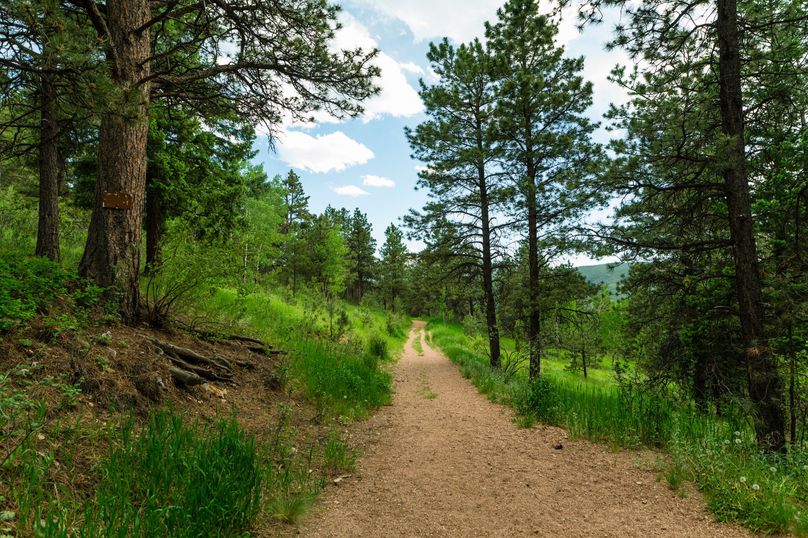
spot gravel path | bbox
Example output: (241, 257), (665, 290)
(300, 320), (750, 537)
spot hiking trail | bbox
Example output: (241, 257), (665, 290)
(299, 320), (749, 537)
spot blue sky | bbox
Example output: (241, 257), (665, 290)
(254, 0), (628, 264)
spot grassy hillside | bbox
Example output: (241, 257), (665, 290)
(576, 262), (630, 293)
(0, 254), (410, 536)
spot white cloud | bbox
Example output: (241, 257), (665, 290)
(276, 131), (374, 173)
(334, 12), (423, 121)
(346, 1), (587, 46)
(399, 62), (425, 76)
(333, 185), (371, 197)
(362, 174), (396, 188)
(348, 0), (502, 43)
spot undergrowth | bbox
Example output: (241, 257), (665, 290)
(1, 399), (330, 536)
(428, 320), (808, 536)
(203, 289), (407, 419)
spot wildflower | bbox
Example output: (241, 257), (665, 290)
(735, 438), (742, 444)
(723, 439), (731, 445)
(740, 476), (747, 483)
(769, 466), (776, 473)
(752, 484), (760, 491)
(734, 431), (741, 437)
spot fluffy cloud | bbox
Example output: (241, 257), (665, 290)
(362, 174), (396, 188)
(346, 1), (585, 46)
(333, 12), (423, 121)
(333, 185), (370, 197)
(347, 0), (502, 43)
(276, 131), (374, 173)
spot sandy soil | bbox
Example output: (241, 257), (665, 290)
(299, 320), (751, 537)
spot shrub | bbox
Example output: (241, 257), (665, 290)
(367, 332), (388, 361)
(513, 377), (559, 424)
(142, 220), (234, 326)
(0, 254), (103, 331)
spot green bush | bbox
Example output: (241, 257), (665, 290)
(367, 332), (388, 361)
(0, 255), (70, 330)
(513, 377), (559, 424)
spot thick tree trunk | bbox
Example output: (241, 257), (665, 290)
(716, 0), (785, 451)
(79, 0), (151, 324)
(35, 72), (61, 261)
(145, 170), (163, 274)
(480, 174), (501, 369)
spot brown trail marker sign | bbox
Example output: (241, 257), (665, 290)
(102, 192), (133, 210)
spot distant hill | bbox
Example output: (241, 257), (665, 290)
(576, 262), (630, 294)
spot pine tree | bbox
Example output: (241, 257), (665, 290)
(568, 0), (807, 450)
(73, 0), (379, 323)
(487, 0), (601, 379)
(278, 170), (312, 295)
(345, 209), (376, 303)
(378, 224), (408, 311)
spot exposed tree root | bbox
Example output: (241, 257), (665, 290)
(147, 337), (256, 387)
(172, 320), (287, 356)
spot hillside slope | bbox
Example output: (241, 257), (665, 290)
(576, 262), (630, 293)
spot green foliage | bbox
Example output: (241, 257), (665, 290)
(142, 220), (234, 326)
(77, 410), (263, 538)
(367, 333), (389, 361)
(0, 253), (103, 331)
(513, 378), (559, 425)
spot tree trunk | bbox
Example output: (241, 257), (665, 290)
(581, 348), (588, 379)
(693, 350), (708, 413)
(716, 0), (785, 451)
(145, 170), (163, 274)
(79, 0), (151, 325)
(480, 172), (501, 369)
(35, 71), (61, 261)
(788, 325), (797, 445)
(526, 164), (542, 380)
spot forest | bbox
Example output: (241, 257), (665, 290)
(0, 0), (807, 535)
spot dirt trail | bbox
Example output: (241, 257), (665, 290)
(300, 321), (749, 537)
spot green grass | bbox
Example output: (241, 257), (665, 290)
(412, 332), (424, 355)
(428, 319), (808, 536)
(203, 289), (408, 419)
(3, 404), (329, 537)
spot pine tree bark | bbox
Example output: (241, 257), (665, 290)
(35, 72), (61, 261)
(716, 0), (785, 451)
(79, 0), (151, 324)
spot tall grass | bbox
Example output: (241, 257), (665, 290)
(4, 406), (329, 536)
(428, 320), (808, 536)
(203, 289), (407, 419)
